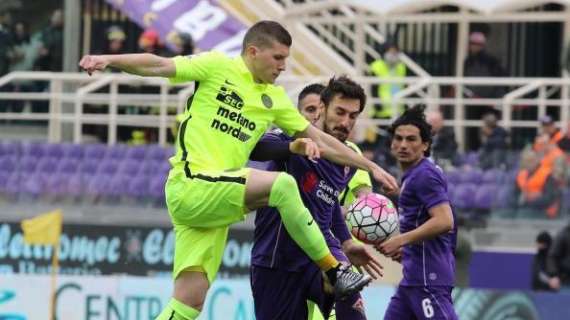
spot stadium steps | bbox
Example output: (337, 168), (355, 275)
(219, 0), (355, 76)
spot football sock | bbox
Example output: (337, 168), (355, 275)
(268, 172), (338, 269)
(154, 299), (199, 320)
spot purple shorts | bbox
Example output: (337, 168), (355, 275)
(250, 247), (366, 320)
(384, 285), (458, 320)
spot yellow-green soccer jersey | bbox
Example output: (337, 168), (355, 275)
(339, 141), (372, 206)
(169, 51), (309, 175)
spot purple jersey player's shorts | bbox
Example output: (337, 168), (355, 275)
(384, 285), (458, 320)
(251, 247), (366, 320)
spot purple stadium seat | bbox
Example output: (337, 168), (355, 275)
(105, 144), (128, 160)
(18, 156), (38, 173)
(84, 144), (107, 159)
(5, 173), (21, 196)
(108, 174), (131, 197)
(62, 143), (84, 160)
(465, 152), (480, 166)
(127, 176), (150, 198)
(473, 184), (498, 210)
(66, 173), (87, 197)
(146, 145), (172, 161)
(139, 160), (164, 176)
(79, 159), (100, 175)
(45, 173), (71, 196)
(125, 146), (148, 160)
(462, 168), (483, 184)
(118, 160), (140, 177)
(0, 141), (20, 157)
(0, 171), (10, 193)
(481, 169), (503, 184)
(86, 174), (112, 197)
(149, 175), (166, 201)
(36, 157), (59, 173)
(45, 144), (65, 159)
(0, 156), (17, 173)
(97, 159), (120, 175)
(445, 170), (462, 184)
(20, 173), (47, 197)
(57, 159), (79, 174)
(453, 183), (477, 210)
(494, 187), (513, 209)
(20, 142), (46, 158)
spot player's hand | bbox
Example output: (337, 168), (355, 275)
(342, 239), (383, 279)
(377, 234), (405, 258)
(549, 276), (561, 290)
(289, 138), (320, 161)
(79, 55), (110, 75)
(390, 247), (403, 263)
(371, 167), (399, 195)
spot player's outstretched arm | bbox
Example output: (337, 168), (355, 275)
(297, 125), (398, 193)
(79, 53), (175, 78)
(378, 202), (454, 257)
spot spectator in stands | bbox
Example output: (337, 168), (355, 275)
(138, 29), (161, 55)
(35, 9), (63, 72)
(168, 31), (195, 56)
(558, 120), (570, 153)
(532, 231), (555, 291)
(534, 133), (565, 172)
(535, 116), (564, 149)
(427, 109), (458, 167)
(547, 223), (570, 292)
(6, 21), (39, 113)
(479, 112), (509, 169)
(515, 149), (561, 218)
(369, 42), (406, 119)
(464, 32), (506, 99)
(0, 11), (13, 77)
(104, 25), (127, 55)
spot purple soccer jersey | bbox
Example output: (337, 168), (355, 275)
(251, 130), (355, 271)
(249, 130), (367, 320)
(398, 158), (457, 287)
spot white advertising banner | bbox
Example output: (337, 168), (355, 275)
(0, 275), (394, 319)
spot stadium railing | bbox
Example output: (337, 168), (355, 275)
(0, 71), (569, 148)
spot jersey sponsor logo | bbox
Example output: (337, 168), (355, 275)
(261, 94), (273, 108)
(211, 106), (257, 142)
(301, 171), (340, 206)
(216, 84), (244, 110)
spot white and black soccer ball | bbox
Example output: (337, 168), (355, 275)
(346, 193), (399, 245)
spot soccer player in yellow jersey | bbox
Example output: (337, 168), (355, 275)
(80, 21), (397, 320)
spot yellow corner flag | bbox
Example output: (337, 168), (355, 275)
(21, 209), (63, 245)
(21, 209), (63, 320)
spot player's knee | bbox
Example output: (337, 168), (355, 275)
(272, 172), (297, 196)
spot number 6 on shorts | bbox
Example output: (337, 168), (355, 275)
(421, 298), (434, 318)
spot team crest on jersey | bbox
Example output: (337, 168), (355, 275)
(261, 94), (273, 108)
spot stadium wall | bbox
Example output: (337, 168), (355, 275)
(1, 275), (569, 320)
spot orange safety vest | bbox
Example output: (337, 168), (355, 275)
(541, 146), (564, 171)
(551, 130), (564, 145)
(516, 167), (560, 218)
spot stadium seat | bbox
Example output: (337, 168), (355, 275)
(462, 168), (483, 184)
(57, 159), (79, 174)
(481, 169), (502, 184)
(445, 170), (462, 184)
(45, 143), (65, 159)
(84, 144), (107, 159)
(20, 142), (46, 158)
(63, 143), (84, 160)
(18, 156), (38, 173)
(36, 157), (59, 174)
(97, 159), (120, 175)
(125, 145), (148, 160)
(473, 184), (498, 210)
(147, 144), (173, 161)
(127, 176), (150, 198)
(80, 159), (100, 175)
(118, 160), (140, 177)
(0, 156), (17, 173)
(0, 141), (20, 157)
(453, 183), (477, 210)
(105, 144), (128, 160)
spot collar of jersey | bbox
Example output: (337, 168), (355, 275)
(234, 56), (269, 90)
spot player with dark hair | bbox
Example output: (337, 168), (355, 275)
(250, 76), (379, 320)
(79, 20), (397, 320)
(380, 105), (458, 320)
(297, 83), (326, 124)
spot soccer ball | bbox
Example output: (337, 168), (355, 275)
(345, 193), (399, 244)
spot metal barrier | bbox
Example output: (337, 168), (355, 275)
(0, 71), (569, 148)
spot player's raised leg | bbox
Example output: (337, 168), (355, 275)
(246, 168), (372, 297)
